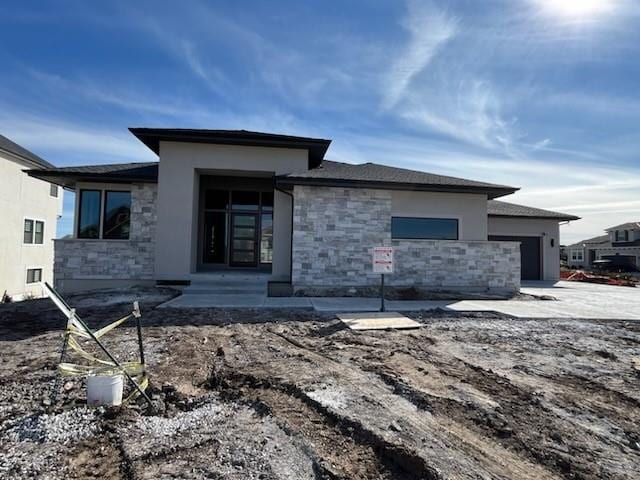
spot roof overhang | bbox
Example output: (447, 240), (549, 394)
(488, 213), (581, 222)
(129, 128), (331, 169)
(276, 176), (518, 199)
(26, 165), (159, 190)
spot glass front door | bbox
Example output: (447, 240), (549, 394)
(230, 213), (258, 266)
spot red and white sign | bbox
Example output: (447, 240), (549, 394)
(373, 246), (394, 274)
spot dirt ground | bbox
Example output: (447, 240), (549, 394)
(1, 288), (639, 479)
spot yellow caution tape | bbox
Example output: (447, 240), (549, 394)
(58, 312), (149, 403)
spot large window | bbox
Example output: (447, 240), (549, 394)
(24, 219), (44, 244)
(78, 190), (102, 239)
(391, 217), (458, 240)
(77, 189), (131, 240)
(103, 191), (131, 239)
(571, 249), (584, 262)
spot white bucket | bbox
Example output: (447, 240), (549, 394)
(87, 374), (124, 407)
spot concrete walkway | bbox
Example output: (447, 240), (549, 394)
(158, 281), (640, 320)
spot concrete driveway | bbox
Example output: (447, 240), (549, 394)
(446, 281), (640, 320)
(310, 281), (640, 320)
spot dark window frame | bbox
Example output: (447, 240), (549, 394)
(102, 190), (132, 240)
(202, 188), (275, 266)
(50, 184), (59, 198)
(77, 189), (102, 239)
(391, 216), (459, 240)
(26, 268), (42, 284)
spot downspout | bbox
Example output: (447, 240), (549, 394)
(274, 180), (294, 284)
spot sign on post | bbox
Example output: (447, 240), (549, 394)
(373, 246), (394, 274)
(373, 247), (393, 312)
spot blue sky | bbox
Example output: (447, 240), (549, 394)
(1, 0), (639, 244)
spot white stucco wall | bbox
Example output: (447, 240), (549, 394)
(155, 142), (309, 280)
(488, 217), (560, 281)
(391, 191), (488, 240)
(0, 152), (62, 299)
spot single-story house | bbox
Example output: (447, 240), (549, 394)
(568, 222), (640, 269)
(27, 128), (579, 295)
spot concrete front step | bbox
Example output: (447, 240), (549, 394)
(183, 287), (267, 295)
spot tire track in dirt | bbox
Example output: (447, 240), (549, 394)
(218, 323), (562, 480)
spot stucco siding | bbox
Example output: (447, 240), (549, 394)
(292, 185), (520, 293)
(0, 152), (62, 299)
(155, 142), (309, 280)
(391, 191), (488, 240)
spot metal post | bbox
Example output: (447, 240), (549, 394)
(133, 302), (145, 366)
(381, 274), (385, 312)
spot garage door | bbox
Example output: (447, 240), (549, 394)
(489, 235), (541, 280)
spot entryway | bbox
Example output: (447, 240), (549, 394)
(198, 176), (274, 271)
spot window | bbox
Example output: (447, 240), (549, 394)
(23, 219), (44, 244)
(391, 217), (458, 240)
(205, 189), (229, 210)
(34, 221), (44, 244)
(260, 213), (273, 263)
(261, 192), (274, 212)
(50, 184), (59, 198)
(103, 191), (131, 239)
(231, 191), (259, 211)
(571, 249), (584, 261)
(78, 190), (102, 239)
(24, 219), (33, 244)
(26, 268), (42, 284)
(615, 230), (629, 242)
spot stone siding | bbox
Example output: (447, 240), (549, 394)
(54, 184), (157, 287)
(292, 185), (520, 293)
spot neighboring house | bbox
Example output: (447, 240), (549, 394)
(27, 129), (578, 296)
(567, 223), (640, 269)
(0, 134), (63, 300)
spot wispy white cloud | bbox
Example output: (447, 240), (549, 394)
(383, 0), (457, 109)
(0, 111), (153, 162)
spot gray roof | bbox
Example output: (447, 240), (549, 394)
(27, 162), (158, 188)
(605, 222), (640, 231)
(278, 160), (518, 199)
(567, 235), (610, 248)
(0, 134), (54, 169)
(130, 128), (331, 168)
(487, 200), (580, 221)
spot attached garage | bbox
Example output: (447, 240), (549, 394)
(487, 200), (580, 282)
(489, 235), (541, 280)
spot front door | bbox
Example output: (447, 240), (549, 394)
(230, 213), (258, 266)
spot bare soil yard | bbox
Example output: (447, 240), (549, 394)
(1, 288), (639, 479)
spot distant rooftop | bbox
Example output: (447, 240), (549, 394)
(567, 235), (610, 248)
(605, 222), (640, 231)
(0, 134), (54, 169)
